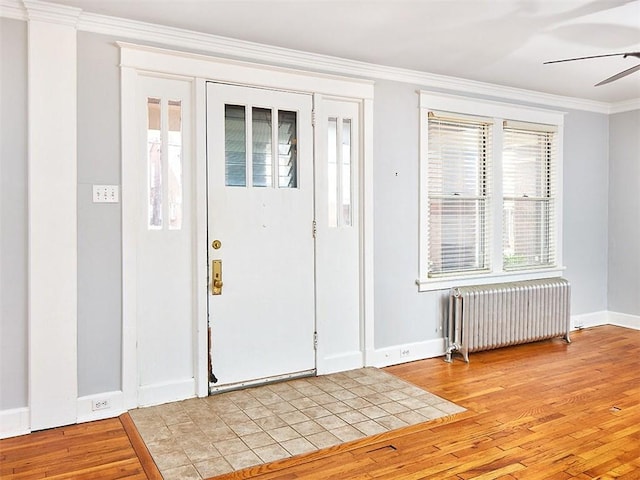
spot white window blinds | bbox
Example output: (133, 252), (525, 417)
(502, 121), (556, 271)
(427, 112), (492, 276)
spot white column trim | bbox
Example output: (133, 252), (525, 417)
(26, 9), (79, 430)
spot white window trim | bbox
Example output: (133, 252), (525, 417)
(417, 92), (565, 292)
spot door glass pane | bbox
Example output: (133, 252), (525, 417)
(147, 98), (162, 229)
(168, 100), (182, 230)
(225, 105), (246, 187)
(278, 110), (297, 188)
(327, 117), (338, 227)
(252, 107), (272, 187)
(342, 119), (352, 226)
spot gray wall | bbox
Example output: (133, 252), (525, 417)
(0, 18), (28, 410)
(562, 110), (610, 315)
(371, 80), (611, 349)
(0, 26), (621, 405)
(608, 110), (640, 316)
(77, 32), (122, 396)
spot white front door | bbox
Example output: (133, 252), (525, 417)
(206, 82), (315, 390)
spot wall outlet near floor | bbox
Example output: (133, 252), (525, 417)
(400, 348), (411, 358)
(91, 399), (110, 411)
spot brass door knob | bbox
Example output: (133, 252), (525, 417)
(213, 279), (223, 289)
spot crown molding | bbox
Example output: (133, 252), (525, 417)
(609, 99), (640, 114)
(77, 12), (614, 114)
(0, 0), (630, 114)
(0, 0), (26, 19)
(22, 0), (81, 26)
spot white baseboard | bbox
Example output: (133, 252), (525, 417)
(317, 351), (363, 375)
(138, 378), (196, 407)
(608, 311), (640, 330)
(572, 311), (609, 330)
(0, 407), (30, 439)
(77, 391), (125, 423)
(366, 338), (446, 368)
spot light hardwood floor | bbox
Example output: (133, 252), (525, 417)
(1, 325), (638, 479)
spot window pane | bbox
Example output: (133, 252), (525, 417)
(428, 198), (489, 274)
(327, 117), (338, 227)
(147, 98), (162, 229)
(342, 119), (352, 226)
(225, 105), (246, 187)
(253, 107), (272, 187)
(427, 115), (491, 276)
(168, 100), (182, 230)
(503, 127), (555, 271)
(278, 110), (297, 188)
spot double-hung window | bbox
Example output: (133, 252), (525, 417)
(427, 112), (492, 276)
(418, 92), (564, 291)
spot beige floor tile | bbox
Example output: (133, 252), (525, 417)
(306, 431), (341, 449)
(352, 419), (386, 436)
(337, 410), (369, 424)
(314, 414), (348, 430)
(132, 367), (465, 477)
(280, 437), (316, 456)
(228, 420), (262, 436)
(254, 414), (287, 430)
(225, 450), (262, 470)
(291, 420), (324, 436)
(329, 425), (367, 442)
(253, 443), (291, 463)
(278, 410), (310, 425)
(267, 425), (300, 442)
(194, 457), (234, 478)
(162, 464), (202, 480)
(375, 415), (409, 430)
(241, 431), (276, 449)
(215, 437), (250, 456)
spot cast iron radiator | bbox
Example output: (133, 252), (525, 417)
(445, 278), (571, 362)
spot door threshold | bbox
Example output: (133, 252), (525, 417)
(208, 369), (316, 395)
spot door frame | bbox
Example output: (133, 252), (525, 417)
(120, 42), (374, 408)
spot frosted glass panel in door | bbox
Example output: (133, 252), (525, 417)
(168, 100), (183, 230)
(147, 98), (162, 229)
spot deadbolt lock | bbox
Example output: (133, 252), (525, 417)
(212, 239), (222, 250)
(211, 260), (223, 295)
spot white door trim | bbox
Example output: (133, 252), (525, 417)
(120, 43), (374, 407)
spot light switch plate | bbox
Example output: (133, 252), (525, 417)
(93, 185), (119, 203)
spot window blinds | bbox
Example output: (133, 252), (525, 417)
(427, 113), (492, 276)
(502, 122), (556, 270)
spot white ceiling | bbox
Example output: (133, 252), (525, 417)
(45, 0), (640, 104)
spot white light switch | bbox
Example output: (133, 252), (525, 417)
(93, 185), (119, 203)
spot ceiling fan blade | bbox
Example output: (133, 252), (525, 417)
(544, 52), (639, 64)
(595, 63), (640, 86)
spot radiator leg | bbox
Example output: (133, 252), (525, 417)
(444, 343), (459, 363)
(563, 332), (571, 344)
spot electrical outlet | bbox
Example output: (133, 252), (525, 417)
(93, 185), (119, 203)
(91, 399), (110, 411)
(400, 348), (410, 358)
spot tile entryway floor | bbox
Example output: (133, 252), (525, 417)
(130, 368), (465, 479)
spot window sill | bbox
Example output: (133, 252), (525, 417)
(416, 267), (566, 292)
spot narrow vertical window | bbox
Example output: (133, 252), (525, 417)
(341, 119), (352, 226)
(252, 107), (272, 187)
(502, 122), (556, 270)
(147, 98), (162, 229)
(427, 112), (492, 276)
(168, 100), (182, 229)
(327, 117), (338, 227)
(278, 110), (297, 188)
(225, 105), (246, 187)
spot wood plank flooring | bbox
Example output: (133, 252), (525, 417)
(1, 325), (638, 479)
